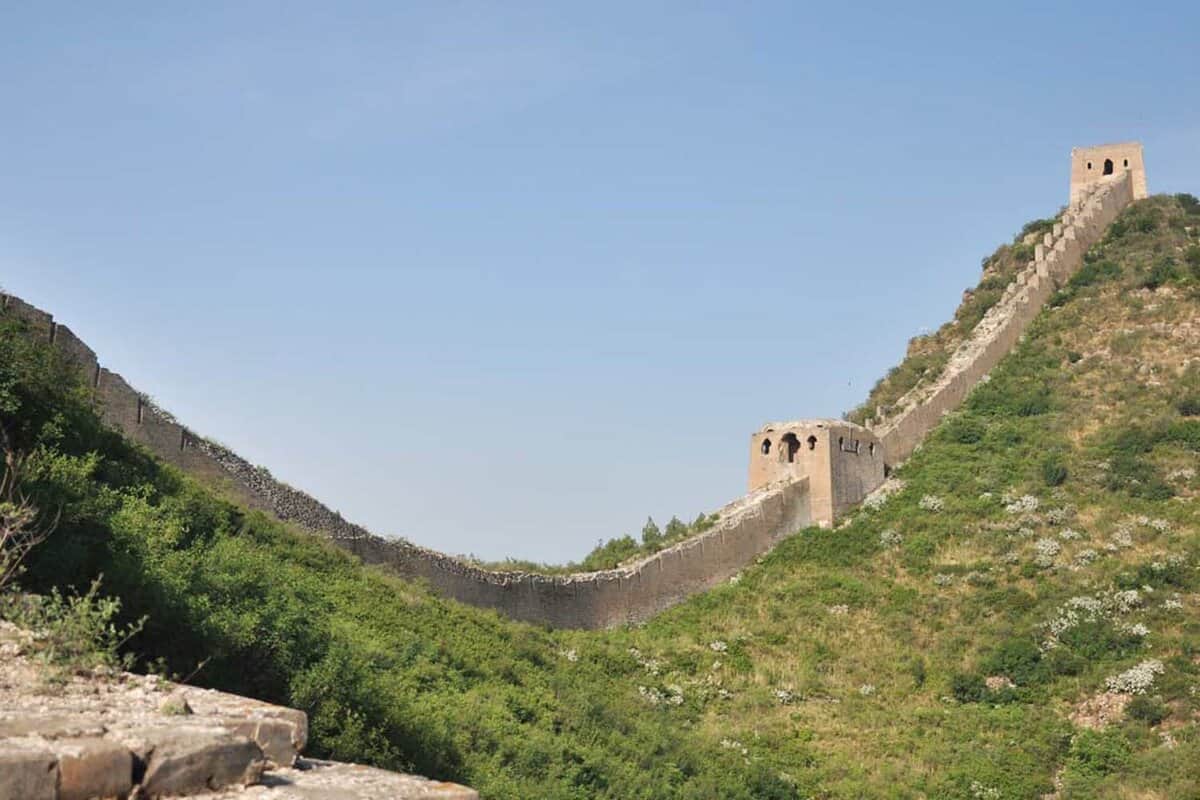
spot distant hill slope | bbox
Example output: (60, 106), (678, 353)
(3, 193), (1198, 798)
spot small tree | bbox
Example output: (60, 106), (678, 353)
(640, 517), (663, 547)
(663, 516), (688, 541)
(0, 449), (55, 591)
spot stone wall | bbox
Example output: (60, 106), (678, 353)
(872, 170), (1136, 463)
(0, 161), (1140, 629)
(0, 293), (813, 628)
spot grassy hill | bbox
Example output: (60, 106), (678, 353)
(2, 193), (1199, 799)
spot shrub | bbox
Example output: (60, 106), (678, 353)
(1067, 730), (1131, 778)
(1125, 694), (1168, 725)
(1177, 395), (1200, 417)
(981, 638), (1043, 685)
(1177, 193), (1200, 215)
(1041, 455), (1068, 487)
(943, 416), (985, 444)
(641, 517), (663, 547)
(1186, 246), (1200, 279)
(1140, 257), (1178, 290)
(951, 673), (987, 703)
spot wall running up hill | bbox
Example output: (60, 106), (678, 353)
(1, 169), (1136, 628)
(0, 292), (812, 628)
(872, 171), (1136, 462)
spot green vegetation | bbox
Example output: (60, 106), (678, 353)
(848, 215), (1062, 425)
(472, 512), (719, 574)
(2, 194), (1199, 798)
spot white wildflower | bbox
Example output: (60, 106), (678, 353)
(559, 648), (578, 663)
(828, 604), (849, 616)
(709, 640), (728, 653)
(1105, 659), (1165, 694)
(1124, 623), (1150, 638)
(1034, 537), (1061, 567)
(933, 573), (955, 587)
(858, 684), (876, 696)
(1073, 548), (1099, 566)
(773, 688), (794, 705)
(1005, 495), (1039, 515)
(919, 494), (945, 513)
(970, 782), (1002, 800)
(719, 738), (749, 755)
(1163, 596), (1183, 610)
(1058, 528), (1082, 541)
(1148, 518), (1170, 533)
(879, 529), (902, 547)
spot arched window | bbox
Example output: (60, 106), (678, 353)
(1103, 158), (1114, 176)
(760, 439), (771, 456)
(1086, 161), (1093, 170)
(781, 433), (800, 463)
(1123, 159), (1129, 167)
(807, 435), (817, 451)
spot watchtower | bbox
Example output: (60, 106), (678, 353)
(1070, 141), (1147, 204)
(748, 419), (885, 527)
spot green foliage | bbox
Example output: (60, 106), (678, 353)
(1041, 454), (1068, 487)
(950, 672), (987, 703)
(981, 638), (1043, 686)
(1, 579), (144, 675)
(1176, 193), (1200, 215)
(1186, 246), (1200, 279)
(1125, 695), (1168, 726)
(1139, 256), (1178, 290)
(641, 517), (663, 546)
(1066, 730), (1131, 779)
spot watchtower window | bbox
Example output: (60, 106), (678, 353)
(1103, 158), (1114, 175)
(1086, 161), (1092, 170)
(807, 435), (817, 451)
(760, 439), (771, 456)
(1123, 158), (1129, 167)
(780, 433), (800, 463)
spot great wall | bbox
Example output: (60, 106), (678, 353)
(1, 143), (1147, 629)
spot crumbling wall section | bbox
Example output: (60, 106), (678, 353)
(873, 171), (1136, 463)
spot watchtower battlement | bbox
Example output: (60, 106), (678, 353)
(1070, 141), (1147, 204)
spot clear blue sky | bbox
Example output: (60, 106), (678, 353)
(2, 2), (1197, 562)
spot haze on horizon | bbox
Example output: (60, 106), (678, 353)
(2, 1), (1197, 562)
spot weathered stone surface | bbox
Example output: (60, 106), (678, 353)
(222, 716), (305, 768)
(55, 736), (133, 800)
(138, 727), (266, 796)
(189, 759), (480, 799)
(0, 740), (58, 800)
(0, 714), (106, 740)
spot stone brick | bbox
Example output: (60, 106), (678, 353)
(138, 728), (265, 796)
(0, 741), (58, 800)
(54, 737), (133, 800)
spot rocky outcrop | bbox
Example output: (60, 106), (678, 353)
(0, 621), (477, 799)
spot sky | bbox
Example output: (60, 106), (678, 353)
(1, 2), (1197, 563)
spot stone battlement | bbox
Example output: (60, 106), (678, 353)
(1, 144), (1144, 628)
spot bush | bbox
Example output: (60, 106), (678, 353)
(1125, 695), (1169, 725)
(1186, 246), (1200, 279)
(1177, 193), (1200, 215)
(1067, 730), (1131, 778)
(1177, 395), (1200, 417)
(951, 673), (987, 703)
(1042, 455), (1068, 487)
(943, 416), (985, 444)
(1140, 257), (1178, 290)
(981, 638), (1044, 685)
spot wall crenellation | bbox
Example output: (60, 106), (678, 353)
(1, 143), (1145, 628)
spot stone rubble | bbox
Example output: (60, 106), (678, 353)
(0, 621), (477, 800)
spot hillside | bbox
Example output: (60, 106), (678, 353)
(2, 193), (1199, 798)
